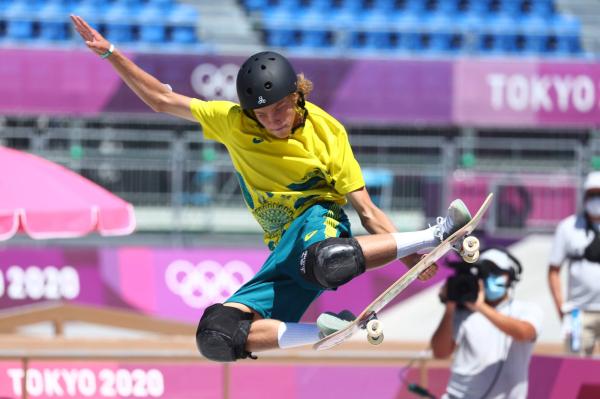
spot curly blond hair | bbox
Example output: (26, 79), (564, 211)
(296, 73), (313, 98)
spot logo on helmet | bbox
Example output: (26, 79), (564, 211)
(257, 96), (266, 105)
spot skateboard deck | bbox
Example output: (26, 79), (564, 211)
(314, 193), (494, 350)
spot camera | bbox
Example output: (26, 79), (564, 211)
(445, 261), (490, 304)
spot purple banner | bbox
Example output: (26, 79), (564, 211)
(0, 49), (452, 124)
(0, 246), (438, 323)
(2, 48), (599, 127)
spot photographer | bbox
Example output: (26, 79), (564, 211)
(430, 248), (543, 399)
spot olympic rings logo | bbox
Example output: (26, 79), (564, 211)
(165, 259), (254, 309)
(190, 63), (240, 101)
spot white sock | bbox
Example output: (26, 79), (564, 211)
(277, 322), (321, 349)
(392, 228), (438, 259)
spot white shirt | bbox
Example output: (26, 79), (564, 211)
(549, 214), (600, 312)
(444, 299), (543, 399)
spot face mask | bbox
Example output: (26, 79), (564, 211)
(585, 197), (600, 217)
(484, 274), (509, 301)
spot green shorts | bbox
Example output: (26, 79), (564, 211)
(226, 202), (352, 322)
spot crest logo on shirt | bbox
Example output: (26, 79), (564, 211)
(257, 96), (267, 105)
(252, 137), (265, 144)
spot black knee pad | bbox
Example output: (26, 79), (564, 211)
(300, 237), (366, 289)
(196, 304), (254, 362)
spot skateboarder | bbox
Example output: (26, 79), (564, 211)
(71, 15), (472, 362)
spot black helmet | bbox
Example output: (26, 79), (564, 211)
(236, 51), (297, 110)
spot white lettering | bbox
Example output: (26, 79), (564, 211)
(7, 368), (24, 396)
(26, 369), (44, 397)
(44, 369), (64, 396)
(506, 74), (529, 111)
(1, 265), (81, 301)
(531, 76), (553, 111)
(572, 76), (595, 112)
(487, 74), (507, 110)
(553, 75), (572, 111)
(486, 73), (597, 114)
(78, 368), (97, 397)
(61, 369), (78, 396)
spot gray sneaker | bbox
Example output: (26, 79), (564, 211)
(317, 310), (356, 339)
(433, 199), (472, 243)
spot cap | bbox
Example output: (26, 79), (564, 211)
(584, 171), (600, 193)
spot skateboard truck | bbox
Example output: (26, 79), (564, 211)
(453, 235), (480, 263)
(361, 312), (384, 345)
(460, 235), (480, 263)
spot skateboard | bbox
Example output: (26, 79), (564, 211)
(314, 193), (494, 350)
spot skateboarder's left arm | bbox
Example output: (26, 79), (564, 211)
(347, 187), (397, 234)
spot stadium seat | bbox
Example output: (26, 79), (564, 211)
(423, 12), (457, 54)
(244, 0), (268, 12)
(4, 1), (35, 40)
(520, 14), (550, 54)
(38, 1), (70, 41)
(104, 3), (135, 43)
(393, 11), (424, 52)
(529, 0), (554, 17)
(137, 5), (166, 43)
(168, 4), (199, 44)
(484, 13), (518, 54)
(551, 13), (581, 55)
(265, 27), (297, 47)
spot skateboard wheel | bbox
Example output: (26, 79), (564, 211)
(367, 333), (384, 345)
(366, 319), (383, 337)
(462, 250), (479, 263)
(463, 236), (480, 253)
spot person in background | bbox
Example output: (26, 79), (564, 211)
(431, 248), (543, 399)
(548, 171), (600, 356)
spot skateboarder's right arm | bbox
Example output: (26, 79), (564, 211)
(70, 15), (195, 122)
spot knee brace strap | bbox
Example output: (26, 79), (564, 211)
(196, 304), (254, 362)
(300, 237), (366, 289)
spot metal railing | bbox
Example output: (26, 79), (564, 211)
(0, 115), (594, 236)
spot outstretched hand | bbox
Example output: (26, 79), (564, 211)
(70, 15), (111, 57)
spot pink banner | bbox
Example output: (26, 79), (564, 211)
(0, 361), (221, 399)
(0, 355), (598, 398)
(0, 247), (440, 324)
(454, 59), (600, 127)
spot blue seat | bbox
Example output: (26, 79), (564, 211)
(70, 0), (103, 23)
(404, 0), (428, 16)
(104, 3), (135, 42)
(551, 13), (581, 55)
(467, 0), (492, 16)
(137, 5), (166, 43)
(5, 1), (35, 40)
(499, 0), (523, 18)
(168, 4), (199, 44)
(455, 11), (486, 53)
(265, 27), (297, 47)
(392, 11), (424, 51)
(436, 0), (462, 15)
(301, 28), (331, 48)
(244, 0), (269, 11)
(529, 0), (554, 17)
(520, 14), (550, 54)
(38, 1), (70, 41)
(423, 12), (457, 54)
(483, 13), (519, 54)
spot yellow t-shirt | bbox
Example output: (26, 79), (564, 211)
(190, 98), (365, 249)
